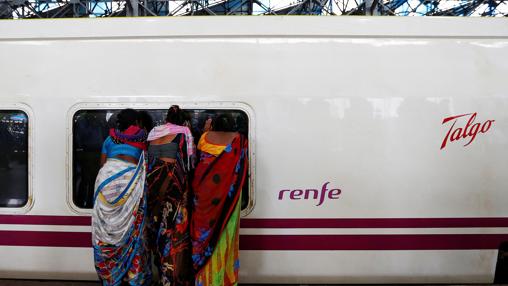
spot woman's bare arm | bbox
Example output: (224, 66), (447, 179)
(100, 153), (107, 167)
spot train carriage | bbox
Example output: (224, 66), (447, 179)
(0, 16), (507, 283)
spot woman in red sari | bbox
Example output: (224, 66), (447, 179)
(191, 114), (249, 286)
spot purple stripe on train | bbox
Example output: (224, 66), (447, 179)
(1, 231), (508, 250)
(3, 215), (508, 228)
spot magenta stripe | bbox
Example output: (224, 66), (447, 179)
(240, 218), (508, 228)
(0, 231), (507, 250)
(0, 231), (91, 248)
(240, 234), (508, 250)
(0, 215), (91, 226)
(2, 215), (508, 229)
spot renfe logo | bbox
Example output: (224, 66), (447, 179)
(441, 113), (495, 150)
(278, 182), (342, 206)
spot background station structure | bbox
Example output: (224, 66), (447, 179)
(0, 0), (507, 19)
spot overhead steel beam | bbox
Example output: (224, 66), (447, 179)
(1, 0), (507, 18)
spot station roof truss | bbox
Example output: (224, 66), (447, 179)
(0, 0), (507, 19)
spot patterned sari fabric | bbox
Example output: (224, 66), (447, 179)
(146, 134), (194, 286)
(191, 134), (248, 286)
(92, 153), (151, 286)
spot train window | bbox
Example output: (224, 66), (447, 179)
(0, 111), (29, 208)
(72, 108), (252, 211)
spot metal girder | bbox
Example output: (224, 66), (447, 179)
(429, 0), (484, 16)
(0, 1), (13, 18)
(1, 0), (507, 17)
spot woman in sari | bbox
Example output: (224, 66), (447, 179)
(92, 108), (151, 286)
(191, 114), (249, 286)
(146, 105), (195, 286)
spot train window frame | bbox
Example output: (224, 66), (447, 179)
(66, 102), (256, 217)
(0, 103), (34, 214)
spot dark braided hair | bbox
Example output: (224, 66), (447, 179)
(166, 105), (186, 126)
(212, 113), (235, 132)
(116, 108), (138, 131)
(138, 111), (154, 132)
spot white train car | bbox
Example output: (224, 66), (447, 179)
(0, 17), (507, 284)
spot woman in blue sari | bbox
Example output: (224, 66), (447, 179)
(92, 109), (151, 286)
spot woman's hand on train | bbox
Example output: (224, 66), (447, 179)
(203, 118), (212, 132)
(191, 154), (197, 169)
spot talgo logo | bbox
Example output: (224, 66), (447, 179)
(278, 182), (342, 206)
(441, 113), (495, 150)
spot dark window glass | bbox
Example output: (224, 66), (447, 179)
(72, 108), (250, 210)
(0, 111), (29, 208)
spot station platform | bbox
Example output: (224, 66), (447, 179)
(0, 281), (98, 286)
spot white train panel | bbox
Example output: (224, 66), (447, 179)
(0, 17), (507, 283)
